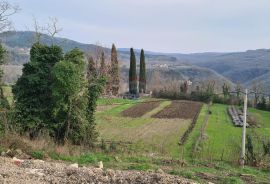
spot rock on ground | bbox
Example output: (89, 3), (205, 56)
(0, 157), (195, 184)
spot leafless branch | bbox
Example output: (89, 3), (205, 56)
(46, 17), (63, 44)
(32, 16), (46, 43)
(0, 1), (20, 32)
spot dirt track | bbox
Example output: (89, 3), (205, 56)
(152, 101), (202, 119)
(0, 157), (195, 184)
(122, 101), (161, 118)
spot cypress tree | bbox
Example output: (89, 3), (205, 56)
(100, 51), (106, 77)
(111, 44), (120, 96)
(129, 48), (137, 94)
(139, 49), (146, 93)
(87, 55), (97, 80)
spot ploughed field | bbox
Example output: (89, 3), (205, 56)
(122, 101), (161, 118)
(96, 99), (202, 158)
(152, 100), (202, 119)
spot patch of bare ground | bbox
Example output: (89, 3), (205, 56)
(0, 157), (194, 184)
(122, 101), (161, 118)
(152, 100), (202, 119)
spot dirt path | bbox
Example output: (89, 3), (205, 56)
(0, 157), (195, 184)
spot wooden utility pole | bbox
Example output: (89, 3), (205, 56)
(240, 88), (248, 167)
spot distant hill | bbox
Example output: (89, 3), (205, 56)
(1, 31), (270, 92)
(0, 31), (178, 65)
(170, 50), (270, 89)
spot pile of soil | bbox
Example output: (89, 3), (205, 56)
(152, 100), (202, 119)
(122, 101), (161, 118)
(0, 156), (194, 184)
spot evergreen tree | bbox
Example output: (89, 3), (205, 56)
(87, 55), (97, 80)
(139, 49), (146, 93)
(85, 54), (106, 147)
(100, 51), (106, 77)
(222, 83), (231, 98)
(129, 48), (137, 94)
(13, 43), (63, 139)
(52, 48), (86, 144)
(0, 44), (9, 109)
(85, 76), (105, 147)
(257, 96), (267, 110)
(110, 44), (120, 96)
(0, 44), (6, 81)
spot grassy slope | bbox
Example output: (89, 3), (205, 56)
(249, 108), (270, 139)
(96, 100), (191, 158)
(199, 104), (242, 162)
(181, 104), (208, 160)
(194, 104), (270, 163)
(177, 103), (270, 183)
(49, 102), (270, 183)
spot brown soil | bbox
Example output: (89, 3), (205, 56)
(122, 101), (161, 118)
(152, 100), (202, 119)
(0, 156), (194, 184)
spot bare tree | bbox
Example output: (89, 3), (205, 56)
(0, 1), (19, 32)
(252, 81), (264, 108)
(46, 17), (63, 44)
(31, 17), (62, 45)
(32, 17), (45, 43)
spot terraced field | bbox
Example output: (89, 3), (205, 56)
(96, 99), (201, 158)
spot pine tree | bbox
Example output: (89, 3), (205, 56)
(139, 49), (146, 93)
(129, 48), (137, 94)
(110, 44), (120, 96)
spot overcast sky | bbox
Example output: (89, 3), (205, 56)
(7, 0), (270, 53)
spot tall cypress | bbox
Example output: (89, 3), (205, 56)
(139, 49), (146, 93)
(100, 51), (106, 77)
(87, 55), (97, 81)
(111, 44), (120, 96)
(129, 48), (137, 94)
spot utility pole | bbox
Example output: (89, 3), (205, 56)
(240, 88), (248, 167)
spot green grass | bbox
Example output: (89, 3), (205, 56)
(249, 108), (270, 139)
(191, 104), (270, 164)
(30, 150), (45, 159)
(198, 104), (242, 162)
(181, 104), (208, 160)
(2, 85), (13, 105)
(96, 100), (191, 158)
